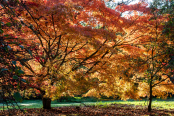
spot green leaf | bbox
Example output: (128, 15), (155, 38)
(18, 70), (24, 74)
(0, 29), (3, 34)
(20, 61), (24, 66)
(6, 22), (11, 27)
(19, 24), (22, 27)
(15, 65), (18, 70)
(17, 81), (20, 89)
(4, 34), (9, 37)
(29, 24), (34, 29)
(92, 78), (99, 82)
(77, 65), (88, 70)
(148, 79), (151, 84)
(28, 50), (32, 56)
(26, 80), (29, 84)
(13, 92), (22, 102)
(12, 61), (16, 65)
(22, 58), (31, 62)
(7, 45), (12, 50)
(23, 90), (26, 99)
(1, 68), (8, 72)
(13, 75), (18, 79)
(19, 45), (24, 50)
(21, 79), (26, 83)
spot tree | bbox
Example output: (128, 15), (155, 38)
(1, 0), (153, 109)
(3, 0), (170, 110)
(125, 1), (174, 111)
(0, 10), (26, 114)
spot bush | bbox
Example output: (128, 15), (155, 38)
(57, 96), (76, 102)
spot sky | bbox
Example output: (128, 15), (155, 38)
(105, 0), (153, 9)
(113, 0), (153, 5)
(105, 0), (153, 17)
(108, 0), (153, 6)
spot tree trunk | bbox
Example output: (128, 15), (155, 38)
(148, 80), (152, 112)
(40, 90), (51, 109)
(42, 97), (51, 109)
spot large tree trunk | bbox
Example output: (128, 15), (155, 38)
(42, 97), (51, 109)
(148, 79), (152, 112)
(40, 90), (51, 109)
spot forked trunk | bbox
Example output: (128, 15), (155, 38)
(42, 97), (51, 109)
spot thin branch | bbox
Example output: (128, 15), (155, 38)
(52, 14), (57, 38)
(58, 39), (70, 66)
(71, 39), (107, 71)
(21, 2), (50, 39)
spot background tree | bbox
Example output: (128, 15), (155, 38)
(126, 0), (174, 111)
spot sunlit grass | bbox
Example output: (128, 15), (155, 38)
(1, 98), (174, 110)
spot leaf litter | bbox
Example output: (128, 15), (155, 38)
(0, 104), (174, 116)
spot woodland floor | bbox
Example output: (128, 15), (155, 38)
(0, 104), (174, 116)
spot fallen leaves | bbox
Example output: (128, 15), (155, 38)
(0, 104), (174, 116)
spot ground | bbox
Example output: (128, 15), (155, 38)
(1, 104), (174, 116)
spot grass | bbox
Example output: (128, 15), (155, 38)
(96, 98), (174, 110)
(1, 97), (174, 110)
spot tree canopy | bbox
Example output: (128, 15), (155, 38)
(0, 0), (174, 111)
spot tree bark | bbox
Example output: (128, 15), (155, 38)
(148, 79), (152, 112)
(42, 97), (51, 109)
(40, 90), (51, 109)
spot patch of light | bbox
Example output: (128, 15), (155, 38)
(20, 103), (37, 106)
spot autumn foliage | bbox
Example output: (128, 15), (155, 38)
(0, 0), (174, 111)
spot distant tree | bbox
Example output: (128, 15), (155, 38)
(127, 1), (174, 111)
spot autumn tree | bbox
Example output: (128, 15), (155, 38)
(0, 0), (125, 109)
(1, 0), (163, 110)
(124, 0), (174, 111)
(0, 4), (27, 113)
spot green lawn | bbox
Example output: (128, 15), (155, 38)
(1, 97), (174, 110)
